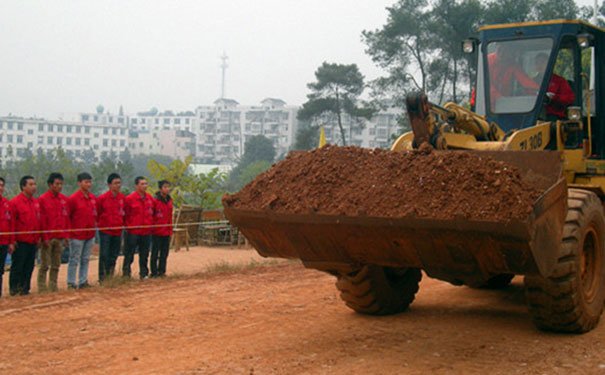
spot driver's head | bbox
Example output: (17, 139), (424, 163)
(534, 53), (549, 72)
(497, 43), (518, 64)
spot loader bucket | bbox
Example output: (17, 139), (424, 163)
(224, 151), (567, 286)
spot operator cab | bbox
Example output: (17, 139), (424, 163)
(467, 20), (603, 157)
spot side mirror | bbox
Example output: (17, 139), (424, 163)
(577, 33), (594, 48)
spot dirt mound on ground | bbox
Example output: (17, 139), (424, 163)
(223, 146), (544, 221)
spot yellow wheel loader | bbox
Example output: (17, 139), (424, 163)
(224, 20), (605, 333)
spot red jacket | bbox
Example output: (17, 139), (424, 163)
(97, 190), (125, 236)
(125, 191), (154, 236)
(10, 193), (42, 244)
(38, 190), (70, 241)
(488, 53), (539, 102)
(68, 190), (97, 240)
(0, 196), (13, 245)
(545, 74), (575, 119)
(153, 193), (173, 237)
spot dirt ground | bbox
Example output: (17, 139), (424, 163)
(2, 247), (605, 374)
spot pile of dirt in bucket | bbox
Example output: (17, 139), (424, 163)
(222, 145), (544, 221)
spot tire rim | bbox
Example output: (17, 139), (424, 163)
(581, 225), (602, 304)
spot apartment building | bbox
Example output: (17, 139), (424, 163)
(0, 116), (128, 161)
(195, 98), (298, 164)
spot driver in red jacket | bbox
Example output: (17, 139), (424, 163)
(534, 52), (575, 120)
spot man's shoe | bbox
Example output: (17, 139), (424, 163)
(67, 284), (77, 290)
(140, 275), (149, 280)
(78, 282), (92, 289)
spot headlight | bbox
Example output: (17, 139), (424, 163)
(461, 39), (475, 54)
(567, 106), (581, 121)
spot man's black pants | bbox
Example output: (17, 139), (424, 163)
(99, 232), (122, 282)
(151, 235), (170, 277)
(9, 242), (37, 295)
(0, 245), (7, 297)
(123, 233), (150, 278)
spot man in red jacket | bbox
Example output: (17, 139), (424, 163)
(38, 173), (70, 292)
(67, 172), (97, 289)
(151, 180), (173, 278)
(534, 52), (575, 120)
(96, 173), (125, 282)
(488, 43), (540, 108)
(123, 176), (153, 279)
(0, 177), (14, 297)
(9, 175), (41, 296)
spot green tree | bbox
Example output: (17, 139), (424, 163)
(147, 156), (227, 208)
(298, 62), (375, 146)
(238, 161), (272, 187)
(182, 168), (227, 209)
(292, 120), (320, 150)
(363, 0), (435, 105)
(240, 135), (275, 166)
(227, 135), (276, 191)
(532, 0), (578, 19)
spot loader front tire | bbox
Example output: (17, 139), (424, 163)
(524, 189), (605, 333)
(335, 265), (421, 315)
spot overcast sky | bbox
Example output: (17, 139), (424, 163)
(0, 0), (599, 118)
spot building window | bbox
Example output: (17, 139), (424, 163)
(120, 140), (125, 146)
(103, 128), (108, 135)
(47, 136), (53, 144)
(67, 126), (72, 133)
(66, 138), (72, 145)
(111, 139), (116, 146)
(27, 129), (33, 135)
(16, 135), (24, 143)
(38, 123), (44, 131)
(94, 133), (99, 138)
(174, 118), (181, 125)
(85, 127), (90, 134)
(27, 142), (33, 148)
(57, 137), (63, 144)
(7, 135), (13, 142)
(76, 126), (82, 133)
(17, 123), (23, 130)
(82, 115), (89, 121)
(155, 118), (159, 124)
(57, 125), (63, 132)
(141, 118), (146, 124)
(48, 124), (54, 132)
(75, 138), (81, 146)
(112, 128), (117, 135)
(84, 139), (90, 146)
(103, 139), (108, 146)
(8, 122), (13, 130)
(120, 129), (125, 135)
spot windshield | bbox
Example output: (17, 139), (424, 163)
(485, 38), (554, 114)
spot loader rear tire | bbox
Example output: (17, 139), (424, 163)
(524, 189), (605, 333)
(335, 265), (421, 315)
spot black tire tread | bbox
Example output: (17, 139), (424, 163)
(524, 188), (605, 333)
(335, 265), (421, 315)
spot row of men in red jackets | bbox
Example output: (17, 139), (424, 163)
(0, 173), (173, 296)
